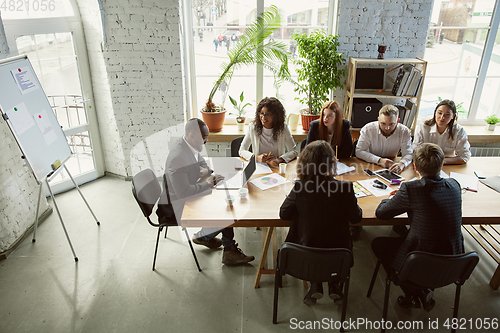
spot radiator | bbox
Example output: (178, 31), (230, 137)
(470, 147), (500, 157)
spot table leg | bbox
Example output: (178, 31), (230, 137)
(261, 227), (268, 268)
(272, 227), (278, 268)
(490, 264), (500, 290)
(254, 226), (275, 288)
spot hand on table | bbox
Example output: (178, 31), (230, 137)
(388, 162), (404, 174)
(207, 174), (225, 187)
(378, 158), (395, 169)
(268, 157), (285, 166)
(199, 166), (210, 178)
(257, 153), (277, 164)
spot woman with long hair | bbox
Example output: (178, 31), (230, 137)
(305, 100), (353, 158)
(280, 141), (362, 305)
(413, 99), (471, 164)
(239, 97), (298, 164)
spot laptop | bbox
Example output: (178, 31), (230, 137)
(216, 155), (256, 190)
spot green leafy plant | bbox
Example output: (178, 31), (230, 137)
(485, 114), (500, 125)
(292, 30), (346, 115)
(203, 5), (291, 112)
(229, 92), (252, 123)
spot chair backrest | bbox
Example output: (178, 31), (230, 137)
(352, 139), (358, 157)
(278, 242), (353, 283)
(132, 169), (162, 218)
(397, 251), (479, 289)
(230, 136), (251, 157)
(300, 139), (307, 152)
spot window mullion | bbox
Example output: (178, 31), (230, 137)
(468, 0), (500, 123)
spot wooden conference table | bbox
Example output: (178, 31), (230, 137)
(181, 157), (500, 288)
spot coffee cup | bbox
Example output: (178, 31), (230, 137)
(225, 195), (235, 206)
(238, 188), (248, 198)
(279, 163), (286, 175)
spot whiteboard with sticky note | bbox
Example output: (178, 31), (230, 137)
(0, 55), (71, 182)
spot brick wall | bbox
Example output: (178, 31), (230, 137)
(333, 0), (433, 102)
(76, 0), (186, 178)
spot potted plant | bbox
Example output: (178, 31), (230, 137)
(292, 30), (346, 131)
(201, 5), (291, 132)
(229, 92), (252, 131)
(485, 114), (499, 131)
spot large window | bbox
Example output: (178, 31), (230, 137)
(184, 0), (336, 123)
(421, 0), (500, 124)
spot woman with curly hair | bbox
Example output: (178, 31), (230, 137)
(413, 99), (471, 164)
(239, 97), (298, 165)
(305, 100), (353, 158)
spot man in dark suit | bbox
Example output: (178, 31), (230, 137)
(158, 118), (254, 265)
(371, 143), (464, 312)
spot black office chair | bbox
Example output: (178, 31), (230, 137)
(230, 136), (252, 157)
(132, 168), (201, 272)
(352, 139), (358, 158)
(273, 243), (353, 332)
(300, 139), (307, 152)
(366, 251), (479, 333)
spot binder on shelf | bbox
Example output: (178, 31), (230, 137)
(412, 75), (424, 97)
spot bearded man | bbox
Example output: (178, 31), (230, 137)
(355, 104), (413, 174)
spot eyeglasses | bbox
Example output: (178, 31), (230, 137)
(260, 113), (272, 118)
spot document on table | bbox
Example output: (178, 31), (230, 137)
(450, 172), (478, 192)
(255, 161), (272, 175)
(357, 179), (394, 197)
(336, 162), (355, 175)
(250, 173), (288, 190)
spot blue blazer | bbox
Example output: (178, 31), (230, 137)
(305, 119), (353, 158)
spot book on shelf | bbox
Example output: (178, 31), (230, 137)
(392, 64), (414, 96)
(406, 68), (422, 97)
(403, 99), (417, 128)
(401, 67), (417, 96)
(391, 67), (405, 95)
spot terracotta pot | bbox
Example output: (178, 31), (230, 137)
(301, 114), (320, 131)
(201, 110), (226, 132)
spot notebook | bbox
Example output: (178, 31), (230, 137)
(480, 175), (500, 194)
(216, 155), (256, 190)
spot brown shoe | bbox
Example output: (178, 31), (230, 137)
(192, 237), (222, 249)
(222, 244), (254, 265)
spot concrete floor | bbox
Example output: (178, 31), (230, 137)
(0, 175), (499, 333)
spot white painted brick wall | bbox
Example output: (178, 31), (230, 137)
(336, 0), (433, 105)
(0, 120), (50, 253)
(77, 0), (185, 178)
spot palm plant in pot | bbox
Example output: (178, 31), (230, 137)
(229, 92), (252, 131)
(292, 30), (346, 131)
(201, 5), (291, 132)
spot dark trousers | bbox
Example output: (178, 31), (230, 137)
(371, 236), (423, 297)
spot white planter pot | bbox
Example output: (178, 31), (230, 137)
(486, 123), (496, 131)
(237, 122), (245, 131)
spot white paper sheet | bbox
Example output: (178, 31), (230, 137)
(450, 172), (478, 192)
(33, 110), (57, 145)
(5, 102), (35, 135)
(336, 162), (355, 175)
(357, 178), (394, 197)
(11, 66), (39, 95)
(250, 173), (288, 190)
(255, 161), (273, 175)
